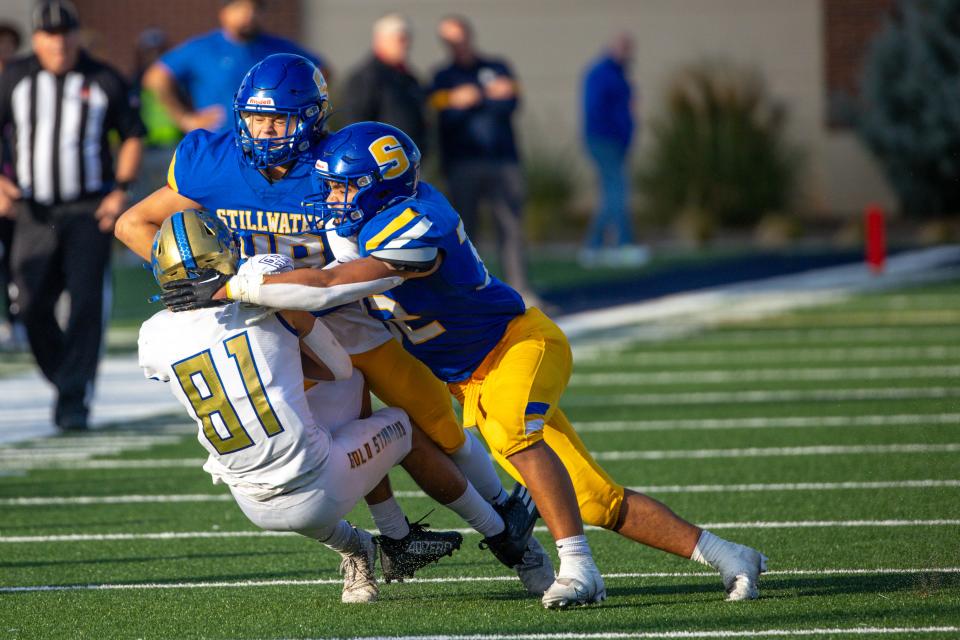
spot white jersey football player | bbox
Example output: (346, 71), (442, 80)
(139, 210), (531, 603)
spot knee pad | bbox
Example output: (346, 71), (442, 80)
(577, 483), (625, 530)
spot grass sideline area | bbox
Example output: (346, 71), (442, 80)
(1, 277), (958, 638)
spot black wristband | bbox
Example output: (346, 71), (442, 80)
(114, 180), (134, 193)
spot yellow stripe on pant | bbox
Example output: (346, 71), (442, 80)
(449, 308), (625, 529)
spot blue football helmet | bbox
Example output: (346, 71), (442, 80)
(234, 53), (330, 170)
(305, 121), (421, 237)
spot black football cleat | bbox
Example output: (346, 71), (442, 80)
(479, 483), (539, 569)
(376, 517), (463, 583)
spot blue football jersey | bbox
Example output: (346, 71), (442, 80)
(168, 129), (332, 268)
(358, 182), (525, 382)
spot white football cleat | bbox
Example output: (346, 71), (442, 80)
(516, 536), (555, 596)
(721, 545), (768, 601)
(339, 528), (379, 604)
(541, 564), (606, 609)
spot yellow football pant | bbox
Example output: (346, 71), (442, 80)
(448, 308), (625, 529)
(351, 338), (466, 454)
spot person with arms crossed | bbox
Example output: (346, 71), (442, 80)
(180, 121), (770, 608)
(142, 209), (540, 602)
(429, 15), (537, 307)
(115, 54), (552, 593)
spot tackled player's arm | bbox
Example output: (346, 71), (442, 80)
(220, 254), (440, 313)
(114, 186), (202, 260)
(281, 310), (353, 382)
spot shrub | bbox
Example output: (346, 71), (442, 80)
(637, 60), (800, 232)
(523, 144), (580, 242)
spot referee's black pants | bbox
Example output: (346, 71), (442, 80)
(11, 198), (111, 426)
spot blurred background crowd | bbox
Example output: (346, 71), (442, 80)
(0, 0), (957, 426)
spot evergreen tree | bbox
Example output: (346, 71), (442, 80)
(860, 0), (960, 216)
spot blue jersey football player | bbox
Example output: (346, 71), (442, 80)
(209, 121), (769, 609)
(115, 56), (551, 592)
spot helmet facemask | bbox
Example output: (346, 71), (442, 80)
(232, 53), (330, 170)
(307, 167), (379, 237)
(236, 102), (323, 170)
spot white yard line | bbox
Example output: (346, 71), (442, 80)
(562, 387), (960, 406)
(0, 458), (204, 470)
(3, 520), (957, 544)
(592, 443), (960, 461)
(327, 629), (960, 640)
(0, 494), (234, 506)
(4, 480), (956, 506)
(575, 345), (960, 366)
(570, 365), (960, 386)
(1, 567), (958, 595)
(573, 413), (960, 432)
(4, 442), (957, 472)
(302, 628), (960, 639)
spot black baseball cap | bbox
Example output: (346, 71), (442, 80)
(32, 0), (80, 33)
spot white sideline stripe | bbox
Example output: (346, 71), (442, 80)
(2, 567), (958, 594)
(563, 386), (960, 406)
(571, 365), (960, 386)
(3, 520), (957, 543)
(698, 326), (960, 343)
(592, 443), (960, 461)
(6, 480), (957, 506)
(575, 345), (960, 366)
(575, 413), (960, 432)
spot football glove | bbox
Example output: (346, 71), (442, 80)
(160, 269), (231, 312)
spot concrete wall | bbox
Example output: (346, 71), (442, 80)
(303, 0), (895, 216)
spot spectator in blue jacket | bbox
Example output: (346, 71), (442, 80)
(580, 33), (648, 268)
(142, 0), (326, 133)
(430, 15), (539, 307)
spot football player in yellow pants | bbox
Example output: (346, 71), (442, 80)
(194, 122), (769, 608)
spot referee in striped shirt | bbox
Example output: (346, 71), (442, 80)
(0, 1), (144, 431)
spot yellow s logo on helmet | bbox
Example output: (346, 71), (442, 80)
(368, 135), (410, 180)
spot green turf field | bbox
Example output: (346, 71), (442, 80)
(1, 279), (958, 639)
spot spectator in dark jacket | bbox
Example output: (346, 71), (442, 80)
(340, 13), (427, 153)
(430, 15), (539, 306)
(579, 32), (648, 268)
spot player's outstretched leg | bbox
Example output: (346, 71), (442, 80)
(691, 530), (768, 601)
(614, 489), (768, 600)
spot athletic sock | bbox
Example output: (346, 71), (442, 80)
(321, 520), (360, 555)
(368, 497), (411, 540)
(556, 534), (595, 578)
(450, 429), (508, 505)
(690, 530), (739, 570)
(445, 483), (506, 538)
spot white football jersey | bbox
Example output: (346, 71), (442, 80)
(138, 303), (331, 499)
(322, 228), (400, 352)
